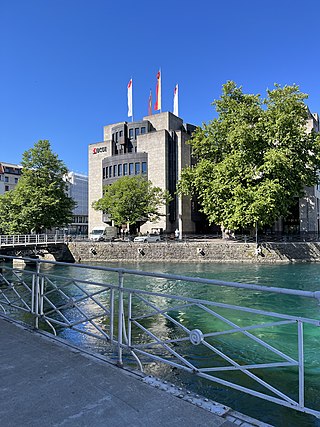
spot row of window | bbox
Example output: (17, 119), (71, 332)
(0, 176), (19, 183)
(112, 126), (146, 143)
(103, 162), (147, 179)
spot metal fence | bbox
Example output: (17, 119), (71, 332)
(0, 234), (66, 247)
(0, 254), (319, 418)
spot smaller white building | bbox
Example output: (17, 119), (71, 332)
(0, 162), (22, 194)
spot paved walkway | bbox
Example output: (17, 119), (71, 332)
(0, 317), (271, 427)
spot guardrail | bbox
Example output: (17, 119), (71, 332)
(0, 254), (319, 418)
(0, 234), (66, 247)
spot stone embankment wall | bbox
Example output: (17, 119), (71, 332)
(67, 241), (320, 264)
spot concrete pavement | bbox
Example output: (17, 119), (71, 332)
(0, 317), (271, 427)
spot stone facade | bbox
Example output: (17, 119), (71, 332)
(88, 112), (196, 236)
(67, 241), (320, 264)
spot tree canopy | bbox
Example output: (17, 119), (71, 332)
(93, 175), (171, 229)
(0, 140), (76, 234)
(178, 81), (320, 231)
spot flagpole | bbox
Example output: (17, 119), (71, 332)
(160, 68), (162, 114)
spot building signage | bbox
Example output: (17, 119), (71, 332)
(93, 147), (107, 154)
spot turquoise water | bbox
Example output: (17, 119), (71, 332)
(21, 261), (320, 426)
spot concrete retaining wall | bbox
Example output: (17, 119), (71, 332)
(67, 241), (320, 264)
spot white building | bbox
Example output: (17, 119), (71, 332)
(0, 162), (22, 194)
(65, 172), (88, 235)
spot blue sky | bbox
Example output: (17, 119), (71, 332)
(1, 0), (320, 174)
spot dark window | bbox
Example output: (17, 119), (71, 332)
(115, 132), (118, 142)
(4, 176), (9, 183)
(129, 163), (134, 175)
(123, 163), (128, 176)
(5, 185), (9, 191)
(135, 162), (140, 175)
(113, 165), (117, 177)
(119, 130), (123, 137)
(142, 162), (147, 174)
(129, 128), (133, 139)
(118, 164), (122, 176)
(14, 178), (18, 184)
(109, 166), (112, 177)
(106, 167), (108, 178)
(141, 127), (146, 134)
(135, 128), (140, 139)
(103, 167), (106, 180)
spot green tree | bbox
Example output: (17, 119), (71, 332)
(93, 176), (171, 231)
(0, 140), (75, 234)
(178, 81), (320, 231)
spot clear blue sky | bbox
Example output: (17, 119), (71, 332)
(1, 0), (320, 174)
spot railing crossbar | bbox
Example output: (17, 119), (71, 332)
(199, 304), (298, 364)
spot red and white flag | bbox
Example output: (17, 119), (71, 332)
(154, 70), (161, 112)
(173, 84), (179, 116)
(127, 79), (133, 118)
(148, 90), (152, 116)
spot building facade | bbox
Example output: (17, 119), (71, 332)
(65, 171), (88, 235)
(0, 162), (22, 194)
(88, 112), (197, 235)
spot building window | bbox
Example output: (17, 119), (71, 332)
(5, 185), (9, 192)
(119, 130), (123, 137)
(5, 176), (9, 183)
(109, 166), (112, 178)
(135, 128), (140, 139)
(135, 162), (140, 175)
(103, 167), (106, 180)
(129, 128), (134, 139)
(113, 165), (117, 177)
(14, 177), (19, 184)
(118, 164), (122, 176)
(123, 163), (128, 176)
(129, 163), (134, 175)
(106, 167), (108, 178)
(141, 127), (146, 134)
(142, 162), (147, 175)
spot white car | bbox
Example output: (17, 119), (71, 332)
(133, 234), (162, 243)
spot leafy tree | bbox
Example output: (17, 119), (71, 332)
(178, 81), (320, 231)
(93, 175), (171, 231)
(0, 140), (75, 234)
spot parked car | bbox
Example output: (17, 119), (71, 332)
(133, 234), (162, 243)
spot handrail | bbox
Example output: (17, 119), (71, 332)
(0, 234), (66, 247)
(0, 254), (319, 419)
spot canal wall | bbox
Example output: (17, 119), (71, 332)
(67, 240), (320, 263)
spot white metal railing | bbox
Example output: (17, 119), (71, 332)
(0, 254), (319, 418)
(0, 234), (66, 247)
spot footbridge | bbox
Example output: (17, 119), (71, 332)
(0, 234), (66, 249)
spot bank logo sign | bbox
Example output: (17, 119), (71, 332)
(93, 146), (107, 154)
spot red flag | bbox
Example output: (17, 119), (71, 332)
(148, 90), (152, 116)
(154, 70), (161, 111)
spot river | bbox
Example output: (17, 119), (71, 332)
(16, 261), (320, 426)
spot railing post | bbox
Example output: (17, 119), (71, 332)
(33, 260), (41, 329)
(298, 320), (305, 408)
(117, 270), (124, 367)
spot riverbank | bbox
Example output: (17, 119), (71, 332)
(66, 240), (320, 263)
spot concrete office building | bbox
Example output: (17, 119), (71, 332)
(273, 110), (320, 235)
(65, 172), (88, 235)
(88, 112), (197, 235)
(0, 162), (22, 194)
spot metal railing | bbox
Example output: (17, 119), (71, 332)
(0, 254), (319, 418)
(0, 234), (66, 247)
